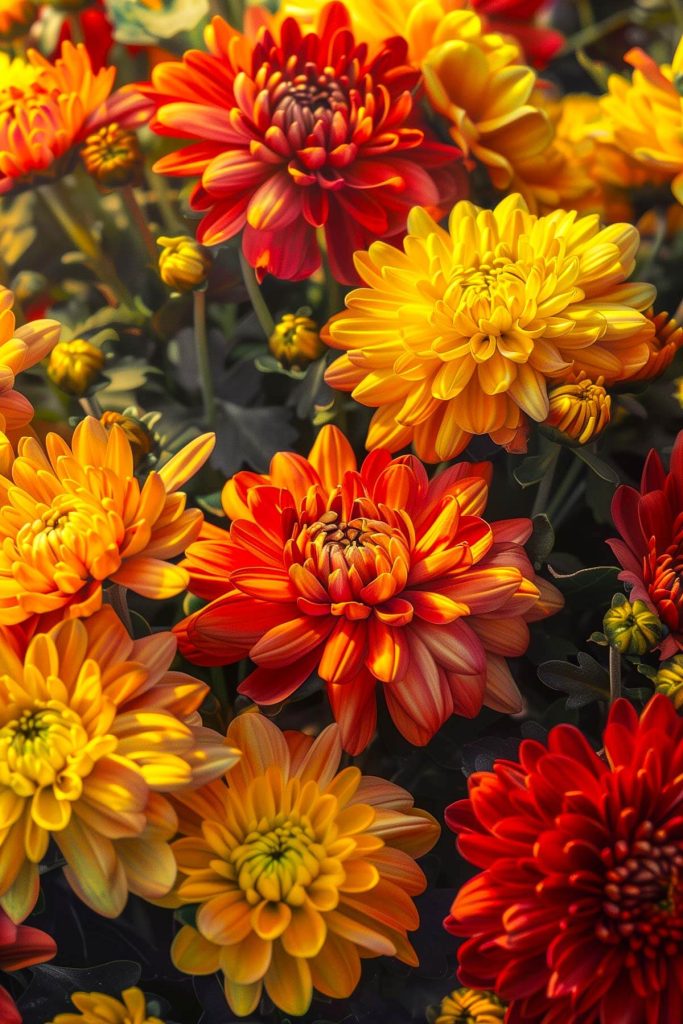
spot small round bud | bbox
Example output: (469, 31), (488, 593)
(157, 235), (211, 292)
(47, 338), (104, 396)
(542, 374), (611, 446)
(655, 655), (683, 710)
(0, 0), (37, 42)
(429, 988), (506, 1024)
(603, 598), (663, 656)
(81, 123), (143, 189)
(99, 411), (155, 467)
(269, 313), (323, 370)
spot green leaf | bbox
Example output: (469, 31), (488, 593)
(513, 451), (558, 488)
(548, 564), (620, 603)
(572, 446), (619, 484)
(537, 652), (610, 707)
(527, 513), (555, 567)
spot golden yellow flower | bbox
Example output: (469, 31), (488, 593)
(50, 987), (163, 1024)
(47, 338), (104, 396)
(323, 194), (655, 461)
(81, 122), (143, 189)
(655, 655), (683, 710)
(170, 712), (439, 1017)
(100, 411), (156, 467)
(158, 235), (211, 292)
(434, 987), (506, 1023)
(0, 287), (60, 430)
(543, 374), (610, 446)
(269, 313), (323, 369)
(0, 606), (238, 922)
(601, 36), (683, 205)
(0, 0), (37, 41)
(0, 416), (214, 627)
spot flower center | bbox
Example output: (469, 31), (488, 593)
(231, 813), (323, 905)
(0, 702), (88, 788)
(597, 822), (683, 958)
(308, 510), (372, 551)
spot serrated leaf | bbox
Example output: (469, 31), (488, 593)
(537, 652), (610, 707)
(572, 446), (619, 484)
(213, 400), (298, 475)
(548, 564), (620, 602)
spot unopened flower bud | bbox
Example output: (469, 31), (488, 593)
(99, 411), (155, 467)
(655, 655), (683, 709)
(157, 235), (211, 292)
(269, 313), (323, 369)
(81, 123), (143, 189)
(47, 338), (104, 396)
(430, 988), (506, 1024)
(603, 598), (663, 656)
(543, 374), (610, 446)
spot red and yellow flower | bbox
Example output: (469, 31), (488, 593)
(170, 712), (439, 1016)
(609, 429), (683, 660)
(141, 2), (463, 284)
(0, 606), (238, 922)
(175, 425), (561, 753)
(323, 194), (655, 461)
(1, 907), (56, 1024)
(0, 416), (214, 628)
(0, 42), (150, 195)
(445, 695), (683, 1023)
(49, 987), (163, 1024)
(0, 287), (60, 431)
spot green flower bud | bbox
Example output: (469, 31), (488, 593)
(603, 597), (663, 656)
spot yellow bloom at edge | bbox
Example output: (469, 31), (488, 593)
(323, 193), (655, 462)
(0, 286), (60, 430)
(0, 416), (214, 628)
(433, 987), (506, 1023)
(49, 987), (163, 1024)
(169, 712), (439, 1017)
(0, 606), (239, 922)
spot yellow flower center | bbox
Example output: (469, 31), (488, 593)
(231, 813), (324, 906)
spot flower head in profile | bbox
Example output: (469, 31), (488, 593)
(49, 987), (163, 1024)
(445, 695), (683, 1023)
(609, 430), (683, 660)
(142, 2), (462, 283)
(432, 987), (506, 1023)
(0, 287), (60, 430)
(601, 36), (683, 206)
(170, 712), (439, 1017)
(0, 417), (214, 629)
(1, 907), (56, 1024)
(628, 309), (683, 383)
(175, 425), (561, 753)
(324, 194), (655, 461)
(0, 42), (150, 195)
(0, 606), (238, 922)
(543, 374), (610, 447)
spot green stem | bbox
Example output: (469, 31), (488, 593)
(670, 0), (683, 31)
(562, 10), (632, 54)
(79, 394), (102, 418)
(40, 180), (138, 314)
(318, 232), (343, 319)
(545, 454), (585, 526)
(531, 443), (560, 518)
(120, 186), (159, 264)
(107, 584), (134, 635)
(239, 251), (275, 338)
(193, 288), (216, 428)
(143, 166), (185, 233)
(67, 12), (85, 43)
(609, 645), (622, 704)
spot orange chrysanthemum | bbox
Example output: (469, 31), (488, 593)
(0, 606), (238, 923)
(628, 309), (683, 383)
(323, 194), (655, 460)
(169, 712), (439, 1017)
(0, 286), (60, 431)
(0, 416), (214, 628)
(0, 0), (36, 42)
(0, 42), (149, 194)
(174, 426), (561, 753)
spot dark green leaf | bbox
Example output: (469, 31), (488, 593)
(513, 451), (558, 488)
(548, 564), (620, 603)
(538, 652), (610, 707)
(572, 446), (620, 484)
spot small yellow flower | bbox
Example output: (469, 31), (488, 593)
(543, 375), (611, 446)
(47, 338), (104, 396)
(433, 987), (506, 1023)
(655, 655), (683, 710)
(100, 410), (156, 467)
(158, 235), (211, 292)
(269, 313), (323, 369)
(81, 122), (143, 189)
(603, 598), (663, 656)
(49, 986), (163, 1024)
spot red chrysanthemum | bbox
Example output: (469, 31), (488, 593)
(1, 907), (56, 1024)
(445, 695), (683, 1024)
(141, 1), (463, 283)
(609, 430), (683, 659)
(174, 425), (561, 753)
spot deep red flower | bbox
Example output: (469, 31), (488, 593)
(141, 1), (463, 283)
(0, 908), (56, 1024)
(445, 695), (683, 1024)
(54, 0), (115, 72)
(473, 0), (563, 68)
(609, 430), (683, 659)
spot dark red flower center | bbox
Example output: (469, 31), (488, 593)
(646, 536), (683, 634)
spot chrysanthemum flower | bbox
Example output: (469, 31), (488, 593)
(0, 41), (149, 195)
(323, 194), (655, 461)
(0, 416), (214, 628)
(1, 907), (55, 1024)
(628, 309), (683, 383)
(170, 712), (439, 1016)
(433, 987), (506, 1023)
(543, 374), (610, 446)
(175, 425), (561, 752)
(445, 695), (683, 1023)
(49, 987), (163, 1024)
(609, 430), (683, 660)
(0, 606), (238, 922)
(601, 36), (683, 206)
(0, 287), (60, 431)
(141, 2), (462, 283)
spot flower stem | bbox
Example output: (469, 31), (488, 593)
(79, 394), (102, 418)
(106, 584), (134, 635)
(531, 442), (560, 518)
(193, 288), (216, 428)
(143, 166), (185, 233)
(609, 645), (622, 704)
(41, 180), (138, 314)
(239, 251), (274, 338)
(545, 455), (585, 528)
(120, 186), (159, 264)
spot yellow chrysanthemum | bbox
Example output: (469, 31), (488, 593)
(0, 287), (60, 431)
(433, 987), (506, 1023)
(323, 194), (655, 462)
(601, 36), (683, 205)
(0, 606), (238, 922)
(50, 987), (163, 1024)
(169, 713), (439, 1018)
(0, 416), (214, 627)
